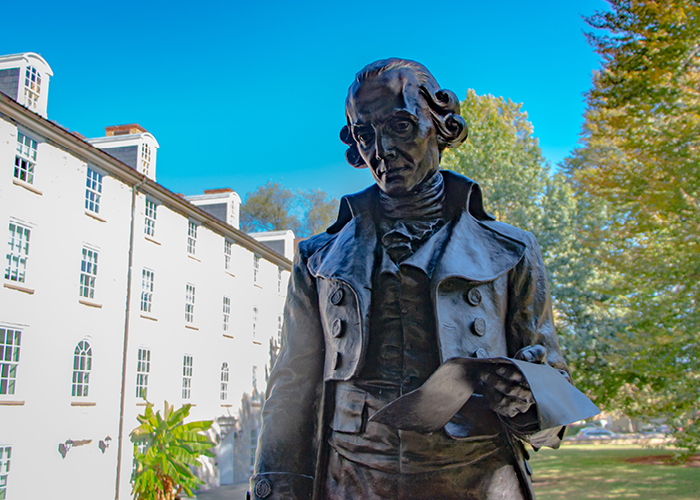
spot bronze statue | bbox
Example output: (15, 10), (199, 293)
(249, 59), (597, 500)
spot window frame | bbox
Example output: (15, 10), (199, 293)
(187, 221), (197, 256)
(144, 199), (157, 237)
(0, 327), (21, 396)
(135, 348), (150, 399)
(5, 222), (31, 284)
(185, 284), (196, 324)
(85, 166), (104, 214)
(224, 240), (232, 271)
(71, 340), (92, 398)
(24, 65), (41, 109)
(14, 130), (38, 185)
(0, 445), (11, 500)
(220, 362), (229, 401)
(79, 247), (98, 299)
(182, 355), (193, 400)
(253, 254), (260, 283)
(252, 306), (258, 340)
(140, 269), (154, 313)
(140, 143), (151, 177)
(222, 296), (231, 332)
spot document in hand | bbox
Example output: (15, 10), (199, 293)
(369, 357), (600, 433)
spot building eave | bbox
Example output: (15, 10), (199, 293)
(0, 92), (291, 270)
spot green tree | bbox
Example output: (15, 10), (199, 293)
(131, 401), (215, 500)
(240, 181), (301, 234)
(240, 181), (338, 238)
(442, 90), (549, 234)
(442, 90), (624, 406)
(566, 0), (700, 456)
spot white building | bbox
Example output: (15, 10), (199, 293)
(0, 53), (292, 499)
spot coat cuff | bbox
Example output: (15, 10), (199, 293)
(249, 473), (314, 500)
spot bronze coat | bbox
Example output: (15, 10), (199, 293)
(251, 171), (568, 500)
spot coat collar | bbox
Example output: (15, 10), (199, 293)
(308, 171), (526, 285)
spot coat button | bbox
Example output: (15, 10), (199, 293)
(471, 317), (487, 336)
(474, 348), (488, 358)
(333, 351), (342, 369)
(465, 288), (482, 306)
(330, 288), (344, 306)
(332, 318), (344, 338)
(254, 478), (272, 498)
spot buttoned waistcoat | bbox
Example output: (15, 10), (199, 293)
(251, 171), (568, 500)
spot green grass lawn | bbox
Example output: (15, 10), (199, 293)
(529, 444), (699, 500)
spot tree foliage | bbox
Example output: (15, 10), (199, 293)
(566, 0), (700, 457)
(130, 401), (215, 500)
(240, 181), (338, 238)
(442, 89), (626, 421)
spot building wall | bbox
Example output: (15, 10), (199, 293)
(0, 102), (291, 499)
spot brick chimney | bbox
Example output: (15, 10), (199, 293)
(105, 124), (147, 136)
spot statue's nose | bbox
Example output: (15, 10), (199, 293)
(375, 133), (397, 161)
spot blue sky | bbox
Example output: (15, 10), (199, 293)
(1, 0), (607, 200)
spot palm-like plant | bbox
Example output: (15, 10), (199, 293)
(130, 401), (215, 500)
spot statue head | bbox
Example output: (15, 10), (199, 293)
(340, 58), (468, 196)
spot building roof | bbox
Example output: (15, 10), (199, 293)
(0, 91), (291, 270)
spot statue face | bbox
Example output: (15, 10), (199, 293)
(346, 69), (440, 196)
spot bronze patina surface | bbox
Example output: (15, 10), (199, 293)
(249, 59), (597, 500)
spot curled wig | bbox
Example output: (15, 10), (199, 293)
(340, 58), (468, 168)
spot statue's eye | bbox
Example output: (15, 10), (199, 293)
(354, 128), (374, 145)
(391, 119), (413, 134)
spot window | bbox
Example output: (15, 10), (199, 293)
(220, 362), (229, 401)
(277, 316), (283, 345)
(140, 269), (154, 313)
(187, 221), (197, 255)
(72, 341), (92, 397)
(224, 240), (232, 270)
(185, 284), (195, 323)
(277, 268), (282, 293)
(24, 65), (41, 109)
(5, 222), (30, 283)
(222, 296), (231, 331)
(0, 328), (21, 395)
(135, 348), (150, 399)
(0, 445), (11, 500)
(182, 355), (193, 400)
(253, 254), (260, 282)
(252, 307), (258, 339)
(141, 143), (151, 177)
(14, 131), (37, 184)
(85, 167), (103, 214)
(79, 248), (98, 299)
(144, 199), (157, 237)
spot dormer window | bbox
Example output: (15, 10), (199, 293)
(141, 143), (151, 176)
(23, 66), (41, 110)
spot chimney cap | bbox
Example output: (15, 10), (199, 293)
(204, 188), (234, 195)
(105, 124), (147, 136)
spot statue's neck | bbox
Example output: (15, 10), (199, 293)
(379, 170), (445, 221)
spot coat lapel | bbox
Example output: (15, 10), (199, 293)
(432, 211), (526, 285)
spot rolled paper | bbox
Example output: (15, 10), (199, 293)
(369, 357), (600, 433)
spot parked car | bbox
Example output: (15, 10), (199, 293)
(577, 428), (616, 438)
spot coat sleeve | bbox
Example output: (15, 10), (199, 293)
(250, 241), (326, 500)
(504, 231), (569, 450)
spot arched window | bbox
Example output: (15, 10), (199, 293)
(220, 362), (229, 401)
(72, 341), (92, 397)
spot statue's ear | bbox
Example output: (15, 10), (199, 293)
(339, 125), (367, 169)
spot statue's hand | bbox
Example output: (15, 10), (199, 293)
(478, 345), (546, 418)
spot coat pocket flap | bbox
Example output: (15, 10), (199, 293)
(331, 384), (366, 434)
